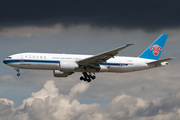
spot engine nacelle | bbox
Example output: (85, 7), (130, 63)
(161, 62), (168, 66)
(59, 60), (79, 72)
(53, 70), (73, 77)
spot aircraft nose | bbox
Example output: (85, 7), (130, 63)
(3, 59), (7, 64)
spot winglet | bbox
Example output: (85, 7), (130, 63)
(127, 43), (135, 46)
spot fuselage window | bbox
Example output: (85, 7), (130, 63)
(33, 56), (35, 58)
(40, 56), (42, 59)
(37, 56), (38, 58)
(44, 56), (46, 59)
(29, 55), (31, 58)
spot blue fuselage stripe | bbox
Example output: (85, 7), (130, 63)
(3, 59), (60, 64)
(100, 63), (132, 66)
(3, 59), (133, 66)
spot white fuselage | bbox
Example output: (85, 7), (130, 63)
(3, 53), (164, 73)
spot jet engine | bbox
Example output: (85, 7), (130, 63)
(53, 70), (73, 77)
(59, 60), (79, 72)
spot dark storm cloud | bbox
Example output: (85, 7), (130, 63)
(1, 0), (180, 31)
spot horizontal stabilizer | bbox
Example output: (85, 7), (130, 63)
(147, 57), (175, 65)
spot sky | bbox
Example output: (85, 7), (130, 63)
(0, 0), (180, 120)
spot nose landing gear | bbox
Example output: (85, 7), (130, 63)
(80, 72), (96, 82)
(14, 68), (20, 76)
(17, 73), (20, 76)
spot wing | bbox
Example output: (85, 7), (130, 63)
(77, 43), (134, 69)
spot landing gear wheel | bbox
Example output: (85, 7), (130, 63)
(80, 76), (84, 80)
(81, 72), (96, 82)
(17, 73), (20, 76)
(87, 79), (91, 83)
(91, 76), (96, 80)
(88, 75), (92, 78)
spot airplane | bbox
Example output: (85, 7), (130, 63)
(3, 34), (174, 82)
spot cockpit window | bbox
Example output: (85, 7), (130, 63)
(6, 57), (12, 59)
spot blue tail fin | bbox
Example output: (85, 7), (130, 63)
(139, 34), (168, 60)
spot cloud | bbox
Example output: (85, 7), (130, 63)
(0, 98), (14, 117)
(1, 80), (102, 120)
(1, 0), (180, 31)
(68, 82), (90, 100)
(0, 80), (180, 120)
(0, 25), (63, 38)
(0, 24), (93, 38)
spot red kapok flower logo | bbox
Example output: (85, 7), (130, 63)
(150, 45), (162, 56)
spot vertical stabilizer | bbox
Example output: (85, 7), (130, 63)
(139, 34), (168, 60)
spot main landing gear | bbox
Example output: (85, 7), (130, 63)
(80, 72), (96, 82)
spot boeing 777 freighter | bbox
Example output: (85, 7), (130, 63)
(3, 34), (174, 82)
